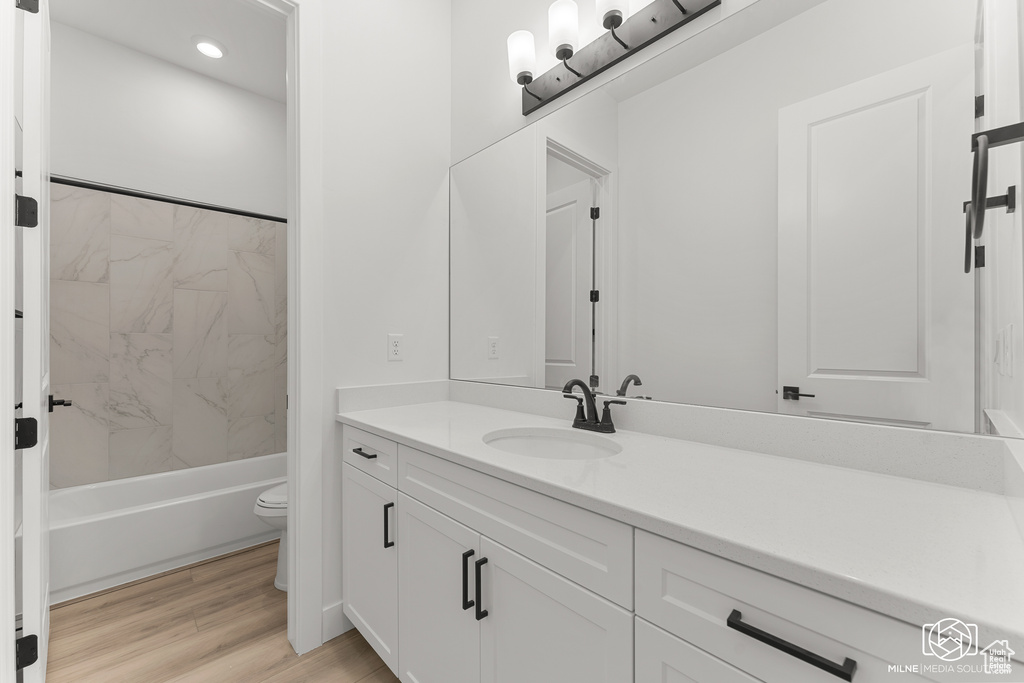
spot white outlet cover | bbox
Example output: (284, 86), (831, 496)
(388, 333), (404, 362)
(488, 336), (499, 360)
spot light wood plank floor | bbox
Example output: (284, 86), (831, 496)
(47, 541), (398, 683)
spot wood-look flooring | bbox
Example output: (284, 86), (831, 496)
(47, 541), (398, 683)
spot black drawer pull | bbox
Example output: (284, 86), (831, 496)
(727, 610), (856, 681)
(462, 550), (475, 610)
(352, 447), (377, 460)
(474, 557), (488, 620)
(383, 502), (395, 549)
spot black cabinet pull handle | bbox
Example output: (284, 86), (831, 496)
(474, 557), (488, 620)
(727, 610), (856, 681)
(383, 502), (395, 548)
(352, 447), (377, 460)
(462, 550), (475, 610)
(782, 386), (815, 401)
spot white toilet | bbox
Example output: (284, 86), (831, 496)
(254, 483), (288, 591)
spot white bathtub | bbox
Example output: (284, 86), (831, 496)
(49, 453), (286, 604)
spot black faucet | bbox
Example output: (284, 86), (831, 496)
(563, 379), (625, 433)
(616, 374), (643, 397)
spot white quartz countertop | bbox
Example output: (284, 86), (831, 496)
(337, 400), (1024, 645)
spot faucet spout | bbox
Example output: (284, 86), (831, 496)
(562, 379), (599, 425)
(617, 374), (643, 397)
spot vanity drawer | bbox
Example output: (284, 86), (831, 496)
(636, 616), (762, 683)
(342, 426), (398, 488)
(635, 530), (935, 683)
(397, 444), (633, 609)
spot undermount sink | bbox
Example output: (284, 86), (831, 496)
(482, 427), (622, 460)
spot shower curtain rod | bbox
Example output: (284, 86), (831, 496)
(49, 175), (287, 224)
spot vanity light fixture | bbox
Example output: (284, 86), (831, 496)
(512, 0), (721, 116)
(549, 0), (582, 77)
(194, 36), (226, 59)
(507, 30), (542, 101)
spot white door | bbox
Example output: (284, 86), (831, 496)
(778, 45), (975, 431)
(545, 178), (594, 390)
(342, 464), (398, 673)
(479, 537), (632, 683)
(4, 1), (49, 680)
(397, 493), (480, 683)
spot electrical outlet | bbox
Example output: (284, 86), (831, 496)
(488, 336), (499, 360)
(388, 333), (404, 362)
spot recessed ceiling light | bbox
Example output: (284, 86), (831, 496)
(193, 36), (226, 59)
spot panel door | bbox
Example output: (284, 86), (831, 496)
(397, 493), (480, 683)
(342, 464), (399, 673)
(778, 45), (974, 431)
(479, 537), (632, 683)
(545, 177), (594, 389)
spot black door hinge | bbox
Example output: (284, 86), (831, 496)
(976, 245), (986, 268)
(589, 374), (599, 388)
(16, 634), (38, 671)
(14, 417), (37, 450)
(975, 95), (985, 119)
(15, 0), (38, 12)
(590, 207), (600, 220)
(590, 290), (600, 303)
(16, 195), (38, 228)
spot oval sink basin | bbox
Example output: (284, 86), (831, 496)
(482, 427), (622, 460)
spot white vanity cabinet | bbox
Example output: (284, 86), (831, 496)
(341, 463), (399, 672)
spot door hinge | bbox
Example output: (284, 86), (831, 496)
(590, 207), (600, 220)
(975, 95), (985, 119)
(15, 0), (38, 12)
(15, 195), (38, 228)
(16, 634), (38, 671)
(590, 290), (600, 303)
(14, 417), (37, 450)
(975, 245), (986, 268)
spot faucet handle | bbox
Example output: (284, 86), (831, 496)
(603, 399), (627, 408)
(564, 393), (586, 424)
(600, 399), (627, 429)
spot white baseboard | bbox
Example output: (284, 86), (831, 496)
(322, 600), (354, 642)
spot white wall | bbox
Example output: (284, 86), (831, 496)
(320, 0), (452, 634)
(616, 0), (973, 412)
(50, 22), (286, 217)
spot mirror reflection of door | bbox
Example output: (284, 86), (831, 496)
(545, 155), (594, 390)
(777, 46), (974, 431)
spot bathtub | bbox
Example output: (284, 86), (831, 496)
(49, 453), (286, 604)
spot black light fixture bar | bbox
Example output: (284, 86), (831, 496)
(522, 0), (721, 116)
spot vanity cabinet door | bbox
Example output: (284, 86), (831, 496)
(478, 537), (632, 683)
(342, 463), (399, 673)
(398, 493), (481, 683)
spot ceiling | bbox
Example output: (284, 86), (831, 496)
(50, 0), (286, 102)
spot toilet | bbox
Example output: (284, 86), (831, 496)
(254, 483), (288, 591)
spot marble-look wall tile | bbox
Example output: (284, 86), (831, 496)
(173, 378), (228, 468)
(51, 280), (110, 385)
(50, 184), (110, 283)
(228, 334), (276, 420)
(228, 216), (276, 255)
(173, 290), (227, 379)
(109, 426), (172, 480)
(111, 194), (174, 241)
(228, 251), (275, 335)
(49, 383), (108, 488)
(228, 414), (276, 460)
(109, 333), (172, 430)
(173, 206), (228, 291)
(110, 236), (173, 333)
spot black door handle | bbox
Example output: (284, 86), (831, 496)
(48, 395), (72, 412)
(474, 557), (488, 620)
(971, 134), (990, 239)
(352, 447), (377, 460)
(383, 502), (394, 548)
(727, 610), (856, 681)
(782, 386), (815, 401)
(462, 550), (475, 610)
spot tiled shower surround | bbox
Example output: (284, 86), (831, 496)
(48, 183), (287, 488)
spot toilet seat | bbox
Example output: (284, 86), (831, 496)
(256, 483), (287, 508)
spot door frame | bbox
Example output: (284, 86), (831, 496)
(243, 0), (325, 655)
(1, 0), (18, 675)
(536, 137), (619, 394)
